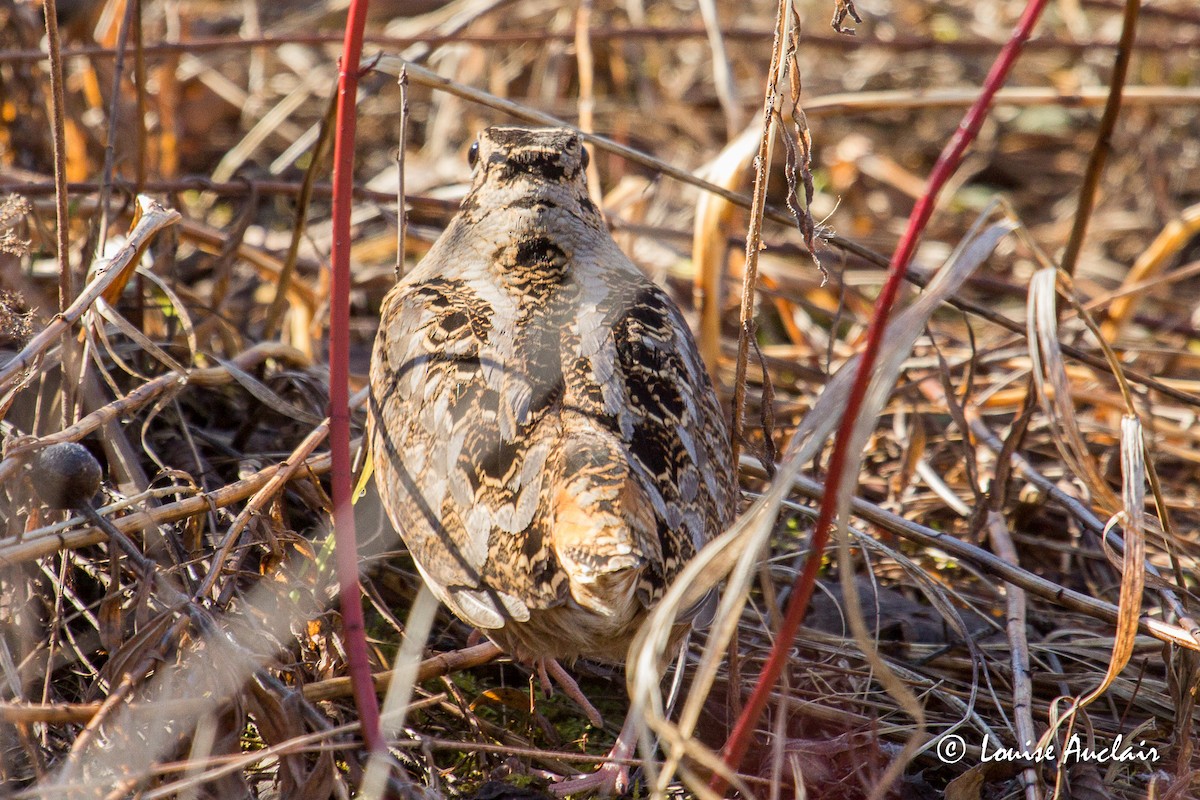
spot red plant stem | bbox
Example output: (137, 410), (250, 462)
(712, 0), (1051, 791)
(330, 0), (382, 755)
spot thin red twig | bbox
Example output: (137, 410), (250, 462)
(329, 0), (382, 756)
(712, 0), (1052, 791)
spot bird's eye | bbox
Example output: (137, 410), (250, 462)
(580, 146), (590, 170)
(467, 141), (480, 168)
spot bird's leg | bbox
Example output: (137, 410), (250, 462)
(549, 712), (638, 797)
(536, 658), (556, 698)
(541, 658), (604, 728)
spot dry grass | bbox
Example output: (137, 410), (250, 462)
(2, 0), (1200, 798)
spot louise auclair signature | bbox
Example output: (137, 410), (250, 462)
(980, 733), (1161, 765)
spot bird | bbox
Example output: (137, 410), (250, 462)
(368, 126), (736, 795)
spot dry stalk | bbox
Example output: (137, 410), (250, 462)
(728, 0), (792, 470)
(0, 197), (181, 393)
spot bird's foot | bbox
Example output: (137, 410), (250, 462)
(548, 714), (638, 797)
(548, 760), (630, 798)
(538, 658), (604, 728)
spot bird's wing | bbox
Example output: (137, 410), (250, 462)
(570, 280), (736, 594)
(368, 276), (558, 629)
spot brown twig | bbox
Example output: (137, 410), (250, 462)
(39, 0), (74, 429)
(728, 0), (790, 469)
(395, 66), (409, 281)
(0, 643), (502, 725)
(574, 0), (601, 203)
(92, 0), (138, 254)
(0, 446), (332, 567)
(748, 464), (1200, 652)
(262, 90), (338, 341)
(716, 0), (1052, 790)
(0, 197), (181, 393)
(1058, 0), (1141, 278)
(3, 29), (1197, 68)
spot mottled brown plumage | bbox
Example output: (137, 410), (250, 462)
(368, 128), (735, 791)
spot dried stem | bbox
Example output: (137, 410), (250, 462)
(262, 90), (338, 341)
(0, 197), (181, 392)
(574, 0), (601, 202)
(715, 0), (1052, 790)
(728, 0), (791, 469)
(93, 0), (138, 254)
(40, 0), (74, 429)
(2, 29), (1198, 68)
(395, 66), (409, 281)
(1058, 0), (1141, 277)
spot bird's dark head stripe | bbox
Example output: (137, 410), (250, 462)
(479, 126), (585, 182)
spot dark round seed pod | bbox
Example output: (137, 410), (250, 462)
(33, 442), (103, 510)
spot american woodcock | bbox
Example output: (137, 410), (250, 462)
(368, 126), (736, 795)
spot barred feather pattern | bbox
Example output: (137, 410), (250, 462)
(368, 127), (736, 664)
